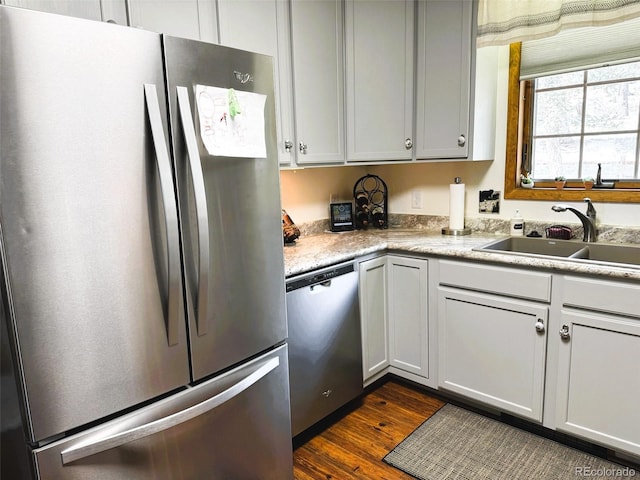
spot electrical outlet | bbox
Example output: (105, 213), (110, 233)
(411, 190), (423, 209)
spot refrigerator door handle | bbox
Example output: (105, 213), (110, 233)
(176, 86), (209, 336)
(60, 356), (280, 465)
(143, 84), (181, 346)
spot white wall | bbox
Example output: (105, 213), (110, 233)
(280, 165), (368, 222)
(281, 46), (640, 228)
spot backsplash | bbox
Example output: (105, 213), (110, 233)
(295, 214), (640, 244)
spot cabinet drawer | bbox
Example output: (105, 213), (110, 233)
(439, 260), (551, 302)
(563, 276), (640, 318)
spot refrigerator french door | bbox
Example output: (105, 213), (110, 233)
(0, 6), (291, 479)
(162, 35), (287, 381)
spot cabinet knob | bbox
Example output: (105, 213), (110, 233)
(405, 138), (413, 150)
(322, 389), (332, 398)
(559, 324), (571, 340)
(535, 319), (545, 333)
(299, 142), (308, 154)
(457, 135), (466, 147)
(284, 140), (293, 152)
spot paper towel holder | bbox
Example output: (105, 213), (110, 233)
(442, 177), (471, 236)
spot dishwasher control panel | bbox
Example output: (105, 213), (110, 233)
(286, 263), (355, 292)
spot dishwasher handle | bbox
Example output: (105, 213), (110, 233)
(309, 280), (332, 293)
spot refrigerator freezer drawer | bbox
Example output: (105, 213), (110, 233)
(32, 345), (293, 480)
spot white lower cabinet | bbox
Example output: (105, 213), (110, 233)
(359, 255), (429, 385)
(438, 287), (548, 422)
(358, 255), (639, 460)
(359, 256), (389, 382)
(388, 256), (428, 378)
(555, 276), (640, 457)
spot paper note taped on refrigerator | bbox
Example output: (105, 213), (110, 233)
(195, 84), (267, 158)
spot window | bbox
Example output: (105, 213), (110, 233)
(524, 62), (640, 181)
(504, 44), (640, 203)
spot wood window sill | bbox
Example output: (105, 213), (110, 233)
(505, 186), (640, 202)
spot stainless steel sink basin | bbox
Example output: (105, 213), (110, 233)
(474, 237), (640, 268)
(475, 237), (585, 257)
(570, 244), (640, 266)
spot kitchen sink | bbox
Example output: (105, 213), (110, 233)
(474, 237), (640, 268)
(569, 243), (640, 266)
(476, 237), (584, 257)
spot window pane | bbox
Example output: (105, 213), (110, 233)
(588, 61), (640, 83)
(537, 71), (583, 89)
(532, 136), (580, 178)
(585, 81), (640, 132)
(582, 134), (637, 179)
(534, 88), (583, 135)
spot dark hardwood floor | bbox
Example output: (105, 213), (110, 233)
(292, 378), (640, 479)
(292, 378), (445, 479)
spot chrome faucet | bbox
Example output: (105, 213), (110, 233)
(551, 198), (597, 242)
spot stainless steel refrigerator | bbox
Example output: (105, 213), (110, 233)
(0, 6), (292, 479)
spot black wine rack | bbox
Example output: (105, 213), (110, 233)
(353, 174), (388, 230)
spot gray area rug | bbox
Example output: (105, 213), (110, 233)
(384, 404), (638, 480)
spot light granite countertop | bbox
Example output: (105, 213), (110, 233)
(284, 228), (640, 282)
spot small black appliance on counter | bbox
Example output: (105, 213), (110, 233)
(329, 202), (355, 232)
(353, 174), (388, 229)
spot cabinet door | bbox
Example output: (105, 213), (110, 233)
(438, 287), (548, 421)
(3, 0), (127, 23)
(359, 257), (389, 381)
(345, 0), (414, 162)
(415, 0), (472, 159)
(556, 310), (640, 457)
(127, 0), (217, 42)
(388, 256), (428, 377)
(217, 0), (295, 166)
(290, 0), (345, 164)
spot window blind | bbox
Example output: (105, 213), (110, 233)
(520, 16), (640, 79)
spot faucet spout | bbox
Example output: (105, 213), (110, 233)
(551, 198), (597, 242)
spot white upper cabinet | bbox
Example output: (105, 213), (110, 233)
(127, 0), (217, 42)
(289, 0), (345, 165)
(216, 0), (294, 166)
(415, 0), (473, 159)
(2, 0), (127, 24)
(345, 0), (414, 162)
(4, 0), (217, 40)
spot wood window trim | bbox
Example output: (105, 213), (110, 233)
(503, 43), (640, 203)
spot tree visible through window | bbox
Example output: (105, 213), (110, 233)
(524, 61), (640, 182)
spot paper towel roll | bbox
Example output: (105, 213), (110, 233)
(449, 183), (465, 230)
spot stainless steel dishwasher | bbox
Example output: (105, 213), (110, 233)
(286, 261), (363, 437)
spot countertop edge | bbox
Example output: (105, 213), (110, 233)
(283, 230), (640, 282)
